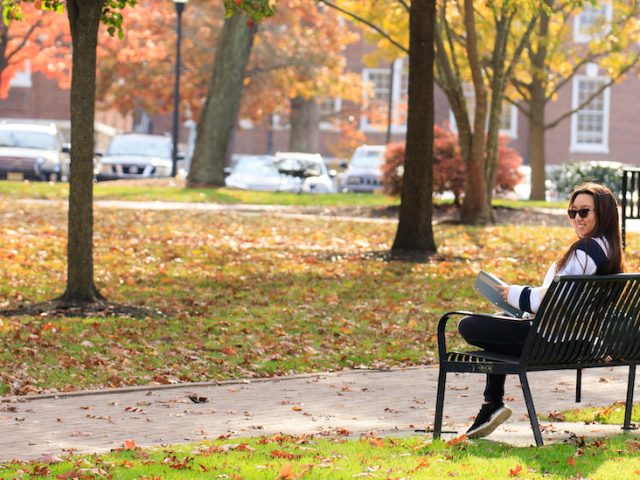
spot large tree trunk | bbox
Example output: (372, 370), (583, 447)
(391, 0), (436, 256)
(0, 21), (8, 82)
(528, 85), (546, 200)
(459, 0), (491, 225)
(288, 96), (320, 152)
(187, 14), (256, 186)
(528, 3), (550, 201)
(59, 0), (104, 303)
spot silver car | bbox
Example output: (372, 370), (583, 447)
(340, 144), (386, 193)
(96, 133), (173, 180)
(225, 155), (301, 192)
(0, 123), (70, 181)
(274, 152), (336, 194)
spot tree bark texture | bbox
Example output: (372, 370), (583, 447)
(391, 0), (437, 255)
(528, 2), (550, 201)
(288, 96), (320, 152)
(187, 14), (256, 186)
(528, 88), (547, 200)
(459, 0), (490, 225)
(61, 0), (104, 303)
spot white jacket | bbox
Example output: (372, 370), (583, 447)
(506, 237), (609, 314)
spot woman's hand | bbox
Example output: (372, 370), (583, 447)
(497, 285), (510, 302)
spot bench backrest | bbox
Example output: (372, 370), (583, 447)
(522, 274), (640, 367)
(621, 168), (640, 248)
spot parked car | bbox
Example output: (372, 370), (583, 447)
(225, 155), (301, 192)
(274, 151), (336, 194)
(96, 133), (174, 180)
(0, 122), (70, 181)
(340, 144), (386, 193)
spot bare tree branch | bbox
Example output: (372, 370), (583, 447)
(545, 56), (640, 129)
(317, 0), (408, 53)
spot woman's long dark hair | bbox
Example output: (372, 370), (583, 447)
(556, 182), (624, 274)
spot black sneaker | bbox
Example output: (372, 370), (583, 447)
(466, 403), (512, 439)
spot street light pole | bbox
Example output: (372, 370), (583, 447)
(171, 0), (188, 177)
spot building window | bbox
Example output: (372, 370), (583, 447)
(320, 97), (342, 131)
(448, 83), (518, 138)
(573, 2), (611, 43)
(361, 60), (408, 133)
(9, 61), (32, 88)
(570, 75), (610, 153)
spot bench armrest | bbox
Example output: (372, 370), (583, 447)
(436, 311), (518, 359)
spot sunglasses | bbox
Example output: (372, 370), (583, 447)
(567, 208), (595, 219)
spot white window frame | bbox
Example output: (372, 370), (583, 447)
(448, 83), (518, 138)
(320, 97), (342, 132)
(360, 59), (408, 134)
(9, 61), (32, 88)
(570, 74), (610, 154)
(573, 1), (612, 43)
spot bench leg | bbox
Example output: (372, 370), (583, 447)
(519, 371), (544, 446)
(623, 364), (636, 430)
(433, 368), (447, 439)
(576, 369), (582, 403)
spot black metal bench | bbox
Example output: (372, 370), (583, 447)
(621, 168), (640, 249)
(433, 273), (640, 446)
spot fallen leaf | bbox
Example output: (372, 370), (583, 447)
(276, 463), (296, 480)
(509, 464), (523, 476)
(188, 395), (208, 403)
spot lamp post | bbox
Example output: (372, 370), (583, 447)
(171, 0), (188, 177)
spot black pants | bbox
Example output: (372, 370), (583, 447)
(458, 314), (530, 404)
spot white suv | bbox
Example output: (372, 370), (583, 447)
(96, 133), (173, 180)
(340, 145), (386, 193)
(0, 123), (70, 181)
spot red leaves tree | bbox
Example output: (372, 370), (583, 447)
(382, 125), (523, 205)
(0, 4), (70, 99)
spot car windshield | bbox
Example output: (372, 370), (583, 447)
(107, 135), (172, 158)
(275, 157), (324, 176)
(234, 157), (280, 176)
(351, 150), (384, 169)
(0, 129), (57, 150)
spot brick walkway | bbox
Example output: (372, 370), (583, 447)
(0, 365), (636, 461)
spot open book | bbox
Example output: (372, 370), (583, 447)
(473, 270), (527, 318)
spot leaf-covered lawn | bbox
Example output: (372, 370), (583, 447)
(3, 434), (640, 479)
(1, 199), (639, 395)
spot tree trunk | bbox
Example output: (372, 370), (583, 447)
(391, 0), (437, 256)
(59, 0), (104, 303)
(0, 21), (8, 82)
(528, 89), (546, 200)
(288, 96), (320, 152)
(459, 0), (491, 225)
(528, 2), (550, 201)
(187, 14), (256, 186)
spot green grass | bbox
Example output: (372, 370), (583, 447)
(0, 179), (398, 206)
(544, 401), (640, 425)
(2, 434), (640, 479)
(0, 178), (569, 209)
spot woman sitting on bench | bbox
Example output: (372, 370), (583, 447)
(460, 182), (625, 439)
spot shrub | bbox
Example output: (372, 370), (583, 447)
(381, 126), (524, 204)
(547, 161), (624, 199)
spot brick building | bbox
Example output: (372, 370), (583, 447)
(1, 4), (638, 167)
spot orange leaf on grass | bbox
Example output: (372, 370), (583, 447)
(276, 463), (296, 480)
(368, 437), (384, 448)
(124, 439), (137, 450)
(509, 464), (523, 477)
(567, 456), (577, 467)
(446, 434), (467, 446)
(272, 449), (301, 459)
